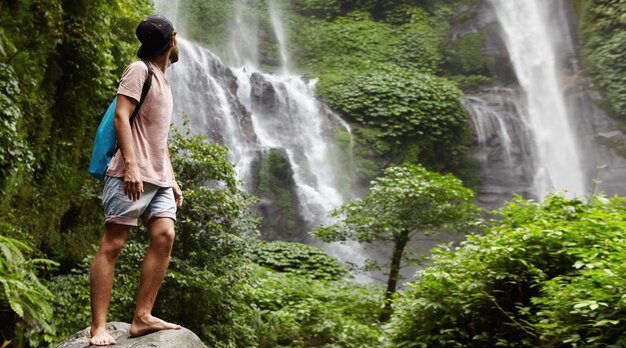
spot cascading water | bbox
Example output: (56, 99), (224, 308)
(167, 40), (259, 187)
(487, 0), (587, 198)
(155, 0), (352, 233)
(462, 88), (537, 206)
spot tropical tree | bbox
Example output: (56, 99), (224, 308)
(313, 164), (479, 320)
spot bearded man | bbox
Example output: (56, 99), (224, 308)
(89, 14), (183, 346)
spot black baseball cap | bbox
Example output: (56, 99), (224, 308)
(136, 14), (175, 60)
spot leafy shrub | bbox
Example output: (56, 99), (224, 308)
(318, 65), (469, 167)
(249, 268), (384, 348)
(387, 195), (626, 347)
(250, 241), (347, 280)
(0, 224), (57, 347)
(30, 241), (145, 347)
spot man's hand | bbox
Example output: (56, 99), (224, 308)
(124, 163), (144, 201)
(173, 181), (183, 207)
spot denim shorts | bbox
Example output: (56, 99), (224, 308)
(102, 176), (177, 226)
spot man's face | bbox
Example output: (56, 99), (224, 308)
(169, 32), (179, 64)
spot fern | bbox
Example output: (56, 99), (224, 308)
(0, 233), (57, 336)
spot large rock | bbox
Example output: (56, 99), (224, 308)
(57, 322), (207, 348)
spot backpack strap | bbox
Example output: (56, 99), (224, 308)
(130, 60), (154, 124)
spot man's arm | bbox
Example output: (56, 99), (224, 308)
(115, 94), (143, 201)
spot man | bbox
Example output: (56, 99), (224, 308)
(89, 14), (183, 346)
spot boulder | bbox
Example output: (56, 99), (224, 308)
(57, 322), (207, 348)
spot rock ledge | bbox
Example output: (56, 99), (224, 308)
(57, 322), (207, 348)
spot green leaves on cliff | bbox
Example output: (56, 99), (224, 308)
(293, 7), (470, 170)
(0, 64), (34, 192)
(296, 10), (444, 73)
(578, 0), (626, 119)
(319, 66), (466, 140)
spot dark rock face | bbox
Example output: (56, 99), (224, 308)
(463, 88), (537, 209)
(57, 322), (207, 348)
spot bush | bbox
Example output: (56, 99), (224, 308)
(387, 195), (626, 347)
(319, 66), (469, 166)
(0, 225), (57, 347)
(249, 268), (384, 348)
(250, 241), (347, 280)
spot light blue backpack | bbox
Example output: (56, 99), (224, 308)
(88, 61), (153, 180)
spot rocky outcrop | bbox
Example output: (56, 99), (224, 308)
(57, 322), (207, 348)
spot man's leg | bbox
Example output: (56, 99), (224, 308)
(90, 223), (131, 346)
(129, 217), (180, 337)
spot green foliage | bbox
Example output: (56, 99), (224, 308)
(249, 268), (384, 348)
(29, 241), (144, 347)
(320, 65), (467, 147)
(0, 225), (58, 346)
(293, 7), (471, 170)
(0, 0), (152, 268)
(177, 0), (233, 52)
(443, 30), (492, 77)
(315, 164), (479, 319)
(256, 150), (301, 240)
(578, 0), (626, 119)
(157, 126), (261, 346)
(250, 241), (347, 280)
(296, 10), (444, 73)
(387, 195), (626, 348)
(315, 164), (478, 244)
(0, 64), (34, 193)
(292, 0), (346, 20)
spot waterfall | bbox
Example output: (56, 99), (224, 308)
(462, 88), (536, 207)
(168, 40), (259, 186)
(155, 0), (352, 233)
(488, 0), (587, 198)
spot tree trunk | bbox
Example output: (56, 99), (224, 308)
(379, 229), (410, 322)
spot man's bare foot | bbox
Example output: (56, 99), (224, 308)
(129, 314), (181, 337)
(90, 327), (117, 346)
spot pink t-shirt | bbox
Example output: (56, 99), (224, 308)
(106, 61), (174, 188)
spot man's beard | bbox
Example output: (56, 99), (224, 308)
(169, 46), (180, 64)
